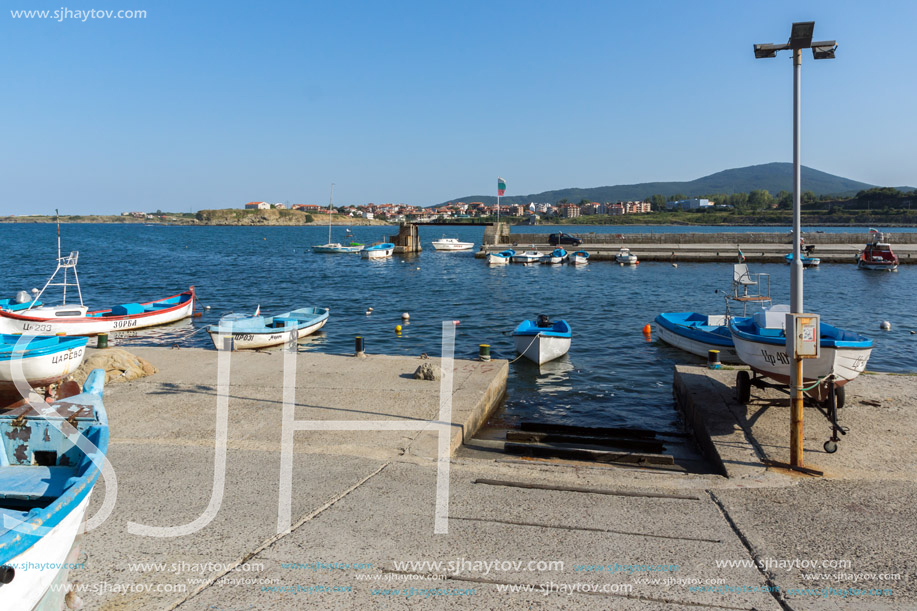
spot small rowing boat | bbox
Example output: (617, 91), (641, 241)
(541, 248), (567, 264)
(207, 307), (330, 350)
(360, 243), (395, 259)
(486, 249), (515, 265)
(512, 316), (572, 365)
(570, 251), (589, 265)
(512, 247), (543, 264)
(654, 312), (741, 364)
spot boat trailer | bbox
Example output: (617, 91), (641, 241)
(735, 371), (847, 453)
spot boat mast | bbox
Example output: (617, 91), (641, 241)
(328, 183), (335, 244)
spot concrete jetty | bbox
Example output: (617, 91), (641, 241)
(66, 348), (917, 610)
(477, 229), (917, 263)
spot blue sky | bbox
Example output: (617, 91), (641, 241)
(2, 0), (915, 214)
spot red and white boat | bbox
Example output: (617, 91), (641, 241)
(0, 288), (195, 336)
(857, 229), (898, 271)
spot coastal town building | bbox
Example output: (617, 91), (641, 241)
(561, 204), (581, 218)
(245, 201), (270, 210)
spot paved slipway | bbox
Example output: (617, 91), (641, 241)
(69, 348), (916, 610)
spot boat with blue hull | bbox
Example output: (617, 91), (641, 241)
(486, 249), (515, 265)
(0, 335), (88, 391)
(360, 243), (395, 259)
(207, 307), (330, 351)
(784, 253), (820, 267)
(512, 316), (572, 365)
(0, 292), (41, 312)
(654, 312), (741, 364)
(0, 368), (109, 610)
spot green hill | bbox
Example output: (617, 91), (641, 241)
(441, 163), (879, 206)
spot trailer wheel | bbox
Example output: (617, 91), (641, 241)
(824, 440), (838, 453)
(835, 385), (845, 409)
(736, 371), (751, 404)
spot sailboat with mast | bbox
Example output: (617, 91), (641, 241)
(312, 184), (364, 253)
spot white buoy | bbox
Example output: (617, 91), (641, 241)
(402, 312), (410, 320)
(672, 263), (678, 268)
(880, 321), (891, 331)
(204, 305), (211, 310)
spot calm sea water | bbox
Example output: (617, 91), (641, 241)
(2, 223), (914, 433)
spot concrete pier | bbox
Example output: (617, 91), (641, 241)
(64, 350), (917, 609)
(478, 231), (917, 263)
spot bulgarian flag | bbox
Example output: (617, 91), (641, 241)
(497, 177), (506, 197)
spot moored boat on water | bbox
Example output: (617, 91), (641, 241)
(207, 307), (330, 350)
(615, 248), (638, 265)
(570, 250), (589, 265)
(0, 288), (195, 336)
(0, 368), (109, 610)
(431, 237), (474, 251)
(511, 247), (543, 264)
(313, 186), (364, 253)
(486, 249), (515, 265)
(541, 248), (567, 264)
(857, 229), (898, 271)
(360, 243), (395, 259)
(784, 253), (820, 267)
(512, 315), (572, 365)
(654, 312), (741, 364)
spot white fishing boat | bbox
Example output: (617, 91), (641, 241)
(541, 248), (567, 264)
(431, 237), (474, 251)
(0, 368), (108, 610)
(615, 248), (638, 265)
(0, 335), (88, 393)
(360, 242), (395, 259)
(570, 250), (589, 265)
(312, 185), (364, 253)
(208, 307), (329, 350)
(512, 316), (572, 365)
(486, 249), (515, 265)
(511, 247), (543, 264)
(729, 305), (873, 402)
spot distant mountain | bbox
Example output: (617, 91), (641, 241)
(439, 163), (880, 206)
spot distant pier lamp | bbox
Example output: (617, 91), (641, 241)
(753, 21), (837, 468)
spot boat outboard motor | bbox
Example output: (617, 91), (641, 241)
(14, 290), (31, 304)
(536, 314), (552, 328)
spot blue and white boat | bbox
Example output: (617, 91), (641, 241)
(570, 251), (590, 265)
(360, 243), (395, 259)
(512, 316), (572, 365)
(0, 368), (108, 610)
(541, 248), (567, 264)
(654, 313), (741, 364)
(207, 307), (330, 351)
(0, 335), (89, 392)
(486, 249), (515, 265)
(784, 253), (820, 267)
(729, 305), (872, 400)
(0, 291), (41, 312)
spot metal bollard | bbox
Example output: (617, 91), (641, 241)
(97, 333), (109, 349)
(707, 349), (721, 370)
(355, 336), (364, 356)
(479, 344), (491, 361)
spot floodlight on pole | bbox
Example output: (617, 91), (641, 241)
(754, 20), (837, 468)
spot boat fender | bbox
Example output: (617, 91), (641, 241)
(880, 321), (891, 331)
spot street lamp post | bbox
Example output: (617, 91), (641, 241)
(754, 22), (836, 467)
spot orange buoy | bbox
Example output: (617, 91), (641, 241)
(642, 324), (651, 335)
